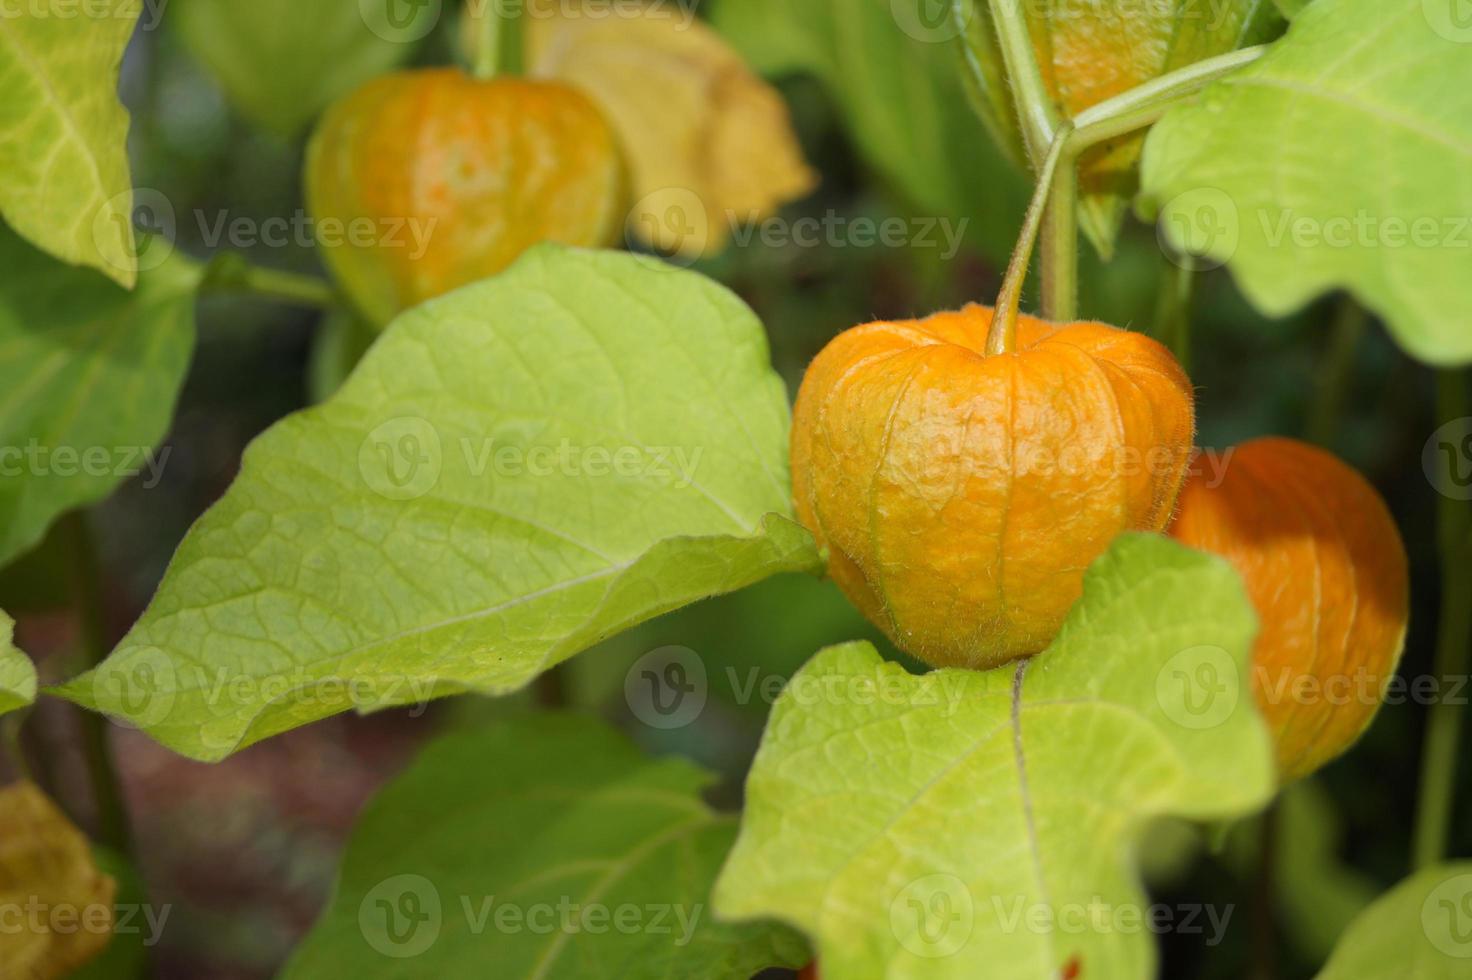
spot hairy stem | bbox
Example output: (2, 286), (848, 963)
(988, 122), (1075, 356)
(1154, 259), (1195, 371)
(986, 0), (1060, 167)
(1040, 161), (1079, 322)
(1413, 370), (1472, 870)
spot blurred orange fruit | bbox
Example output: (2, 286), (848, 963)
(1171, 437), (1409, 781)
(791, 304), (1195, 670)
(306, 68), (624, 326)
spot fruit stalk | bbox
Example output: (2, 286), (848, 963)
(474, 0), (525, 80)
(983, 0), (1060, 168)
(1413, 369), (1472, 869)
(988, 120), (1074, 355)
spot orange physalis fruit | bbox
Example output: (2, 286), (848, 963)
(1170, 437), (1409, 782)
(791, 304), (1196, 670)
(306, 68), (625, 327)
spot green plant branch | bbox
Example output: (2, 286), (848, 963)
(62, 512), (133, 855)
(1066, 45), (1269, 154)
(1039, 161), (1078, 322)
(1307, 298), (1367, 446)
(472, 0), (524, 79)
(1413, 369), (1472, 870)
(985, 0), (1060, 168)
(1153, 258), (1195, 371)
(989, 121), (1075, 355)
(202, 254), (340, 310)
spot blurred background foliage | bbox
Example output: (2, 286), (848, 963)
(0, 6), (1463, 979)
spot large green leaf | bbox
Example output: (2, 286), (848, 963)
(1141, 0), (1472, 365)
(56, 245), (818, 761)
(0, 0), (140, 285)
(710, 0), (1028, 262)
(1317, 862), (1472, 978)
(173, 0), (436, 137)
(0, 611), (36, 717)
(283, 714), (807, 977)
(958, 0), (1281, 257)
(0, 228), (199, 567)
(715, 534), (1275, 978)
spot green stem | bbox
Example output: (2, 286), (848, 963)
(1, 713), (29, 780)
(1413, 370), (1472, 870)
(1154, 258), (1195, 371)
(472, 0), (523, 80)
(1066, 46), (1269, 154)
(1039, 160), (1079, 322)
(1306, 299), (1367, 447)
(202, 254), (339, 310)
(62, 513), (133, 855)
(988, 122), (1075, 355)
(986, 0), (1060, 168)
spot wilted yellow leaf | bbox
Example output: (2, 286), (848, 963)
(0, 782), (116, 980)
(470, 1), (817, 258)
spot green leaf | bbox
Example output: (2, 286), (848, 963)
(56, 245), (818, 761)
(1141, 0), (1472, 365)
(710, 0), (1029, 262)
(714, 534), (1275, 978)
(958, 0), (1282, 258)
(1316, 862), (1472, 978)
(1272, 0), (1314, 16)
(0, 611), (37, 717)
(282, 714), (807, 977)
(173, 0), (436, 137)
(0, 0), (141, 286)
(0, 227), (199, 568)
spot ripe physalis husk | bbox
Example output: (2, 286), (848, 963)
(1171, 437), (1410, 782)
(791, 304), (1196, 670)
(306, 69), (626, 327)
